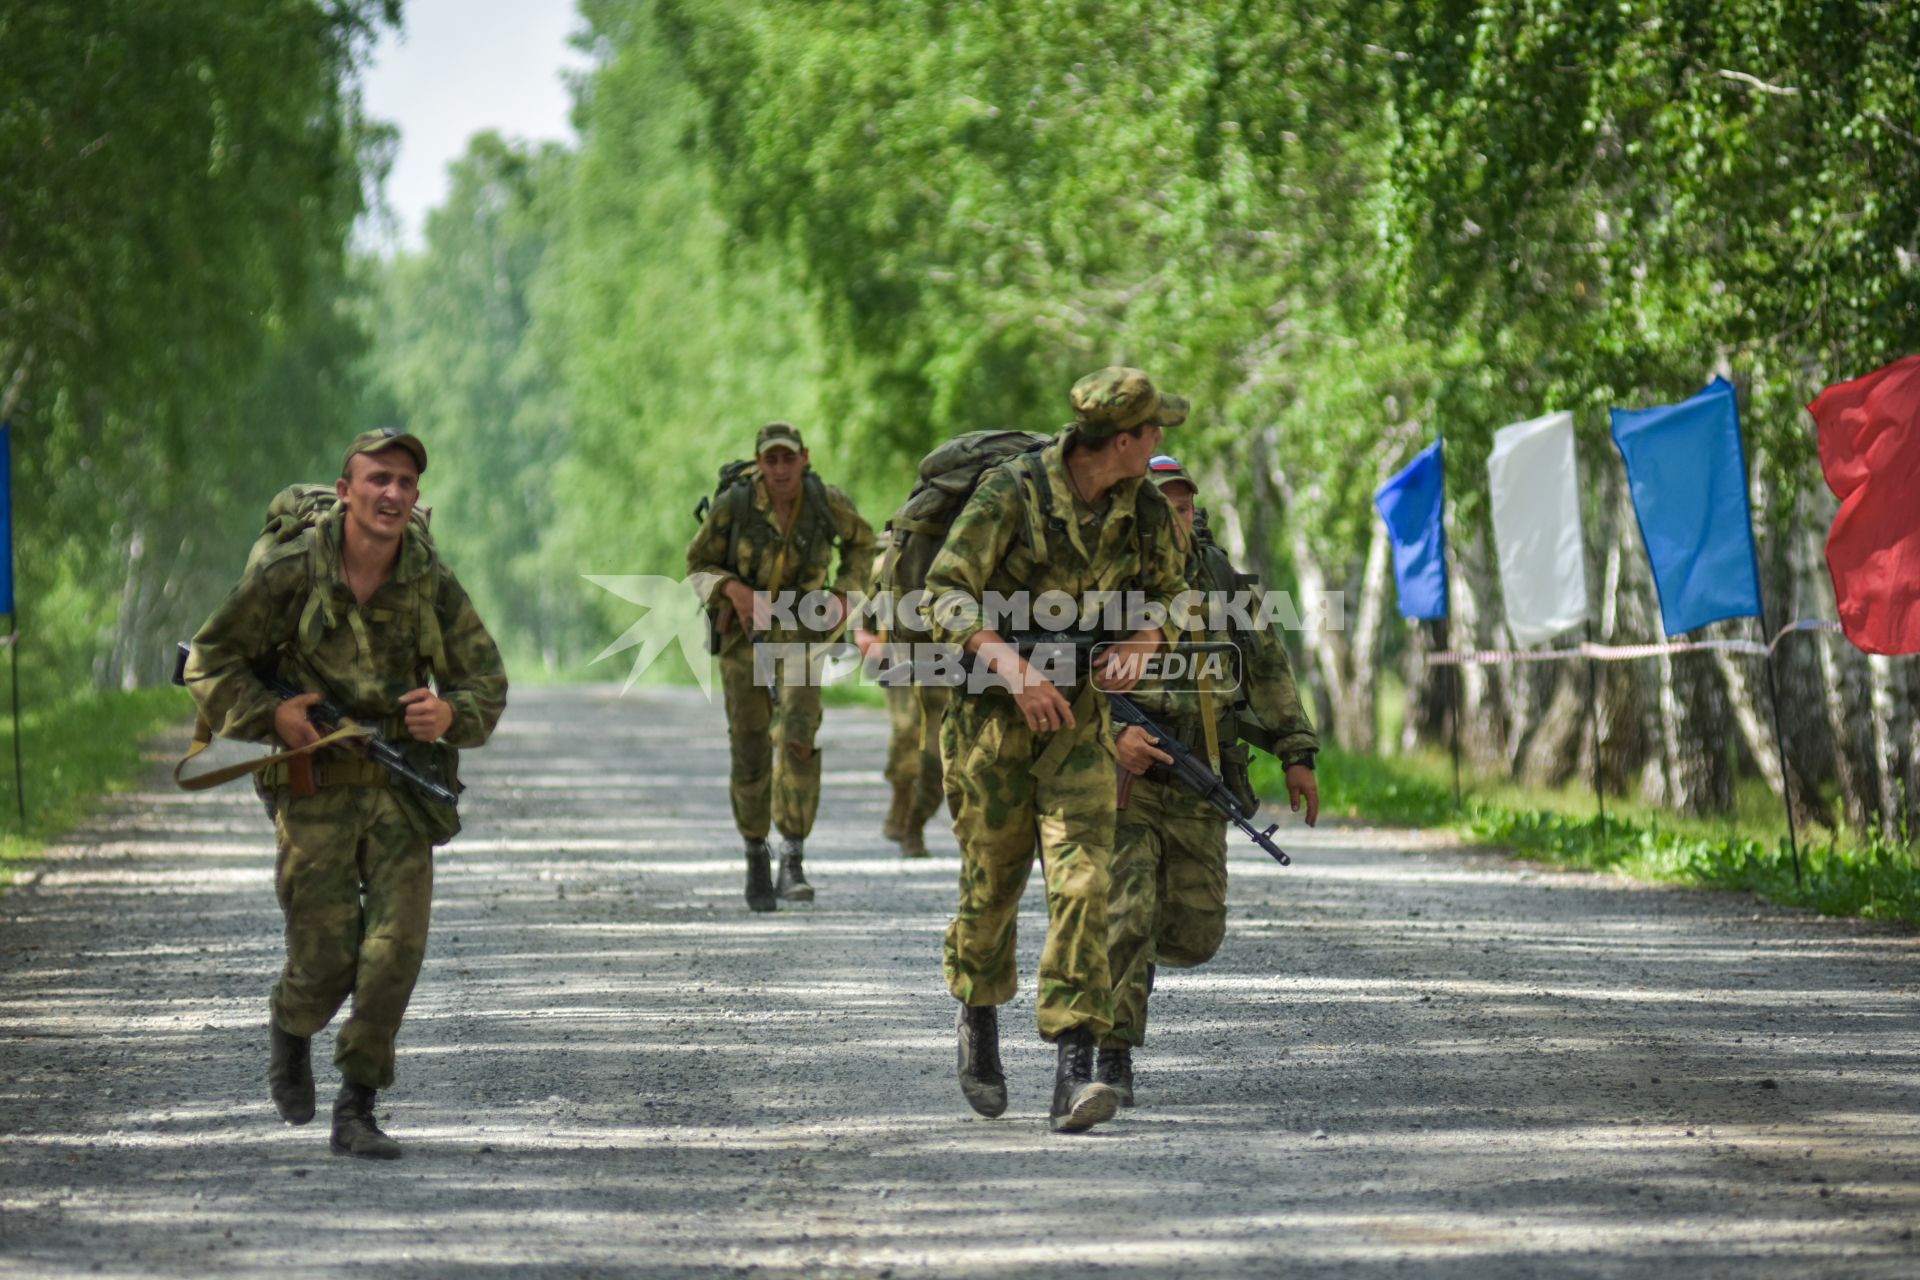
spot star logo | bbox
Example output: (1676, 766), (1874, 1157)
(582, 575), (715, 699)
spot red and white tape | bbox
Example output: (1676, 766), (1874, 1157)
(1427, 618), (1842, 667)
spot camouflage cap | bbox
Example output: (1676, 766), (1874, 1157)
(1068, 367), (1190, 437)
(341, 426), (427, 477)
(755, 421), (806, 456)
(1148, 454), (1198, 495)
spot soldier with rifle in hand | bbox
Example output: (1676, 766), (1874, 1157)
(183, 428), (507, 1160)
(922, 367), (1189, 1134)
(1101, 454), (1319, 1109)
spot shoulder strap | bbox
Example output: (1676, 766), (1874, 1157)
(1015, 453), (1054, 568)
(725, 470), (755, 569)
(296, 527), (335, 656)
(416, 553), (450, 686)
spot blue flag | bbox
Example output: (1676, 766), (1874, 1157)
(0, 421), (11, 617)
(1610, 378), (1762, 636)
(1373, 438), (1449, 620)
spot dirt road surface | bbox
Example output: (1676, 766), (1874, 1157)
(3, 684), (1918, 1279)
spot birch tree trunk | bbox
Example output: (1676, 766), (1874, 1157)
(1866, 654), (1906, 841)
(1447, 528), (1511, 769)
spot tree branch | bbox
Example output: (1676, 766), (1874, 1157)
(1715, 69), (1801, 96)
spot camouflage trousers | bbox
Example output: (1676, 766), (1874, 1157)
(885, 682), (948, 831)
(718, 637), (824, 841)
(941, 692), (1115, 1041)
(270, 784), (433, 1090)
(1104, 775), (1228, 1047)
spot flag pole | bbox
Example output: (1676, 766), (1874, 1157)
(1, 419), (16, 827)
(1446, 622), (1462, 811)
(1583, 619), (1605, 850)
(6, 625), (19, 827)
(1757, 618), (1801, 885)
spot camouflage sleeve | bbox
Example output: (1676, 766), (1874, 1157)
(684, 494), (737, 608)
(433, 567), (509, 749)
(923, 466), (1023, 649)
(184, 550), (306, 743)
(826, 485), (876, 597)
(1240, 591), (1319, 764)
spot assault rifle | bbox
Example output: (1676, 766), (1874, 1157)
(1106, 691), (1290, 867)
(988, 633), (1291, 868)
(172, 642), (459, 810)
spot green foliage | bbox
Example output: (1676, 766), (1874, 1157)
(0, 683), (189, 880)
(1254, 747), (1920, 923)
(1, 0), (399, 688)
(363, 133), (583, 675)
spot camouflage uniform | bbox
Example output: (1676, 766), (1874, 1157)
(1106, 485), (1317, 1049)
(925, 431), (1186, 1041)
(186, 498), (507, 1091)
(685, 440), (875, 843)
(883, 683), (949, 838)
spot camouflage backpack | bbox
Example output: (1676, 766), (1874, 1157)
(881, 430), (1054, 596)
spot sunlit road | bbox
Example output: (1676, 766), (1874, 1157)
(2, 684), (1918, 1278)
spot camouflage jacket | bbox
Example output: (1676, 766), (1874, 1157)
(186, 512), (508, 751)
(923, 432), (1186, 706)
(1127, 524), (1318, 768)
(685, 469), (875, 639)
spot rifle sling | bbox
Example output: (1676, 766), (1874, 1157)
(1031, 681), (1101, 781)
(174, 713), (372, 793)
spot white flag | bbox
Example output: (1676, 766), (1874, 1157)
(1487, 410), (1589, 646)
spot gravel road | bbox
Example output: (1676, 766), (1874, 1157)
(2, 683), (1918, 1279)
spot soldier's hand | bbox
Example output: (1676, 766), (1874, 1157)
(1286, 763), (1319, 826)
(399, 687), (455, 742)
(1011, 661), (1075, 735)
(822, 590), (848, 632)
(1094, 632), (1160, 693)
(722, 580), (758, 633)
(852, 626), (884, 659)
(274, 693), (323, 751)
(1115, 725), (1174, 776)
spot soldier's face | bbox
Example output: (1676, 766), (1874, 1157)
(760, 447), (807, 500)
(1114, 423), (1164, 477)
(1165, 483), (1197, 536)
(336, 448), (420, 544)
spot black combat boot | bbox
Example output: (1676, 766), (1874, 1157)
(743, 839), (778, 912)
(1095, 1045), (1135, 1107)
(775, 837), (814, 902)
(268, 1020), (315, 1125)
(1048, 1028), (1119, 1134)
(330, 1081), (402, 1160)
(955, 1004), (1008, 1118)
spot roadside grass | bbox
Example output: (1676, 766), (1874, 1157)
(0, 686), (189, 886)
(1254, 746), (1920, 924)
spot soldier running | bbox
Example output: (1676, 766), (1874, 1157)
(185, 428), (508, 1159)
(1102, 453), (1319, 1107)
(924, 367), (1188, 1133)
(686, 422), (876, 910)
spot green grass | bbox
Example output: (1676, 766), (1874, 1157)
(0, 685), (192, 885)
(1253, 746), (1920, 924)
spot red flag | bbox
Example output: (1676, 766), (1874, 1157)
(1809, 354), (1920, 655)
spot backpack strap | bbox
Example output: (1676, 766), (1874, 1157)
(803, 471), (836, 545)
(296, 529), (337, 656)
(415, 557), (450, 687)
(725, 469), (755, 572)
(1015, 453), (1055, 568)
